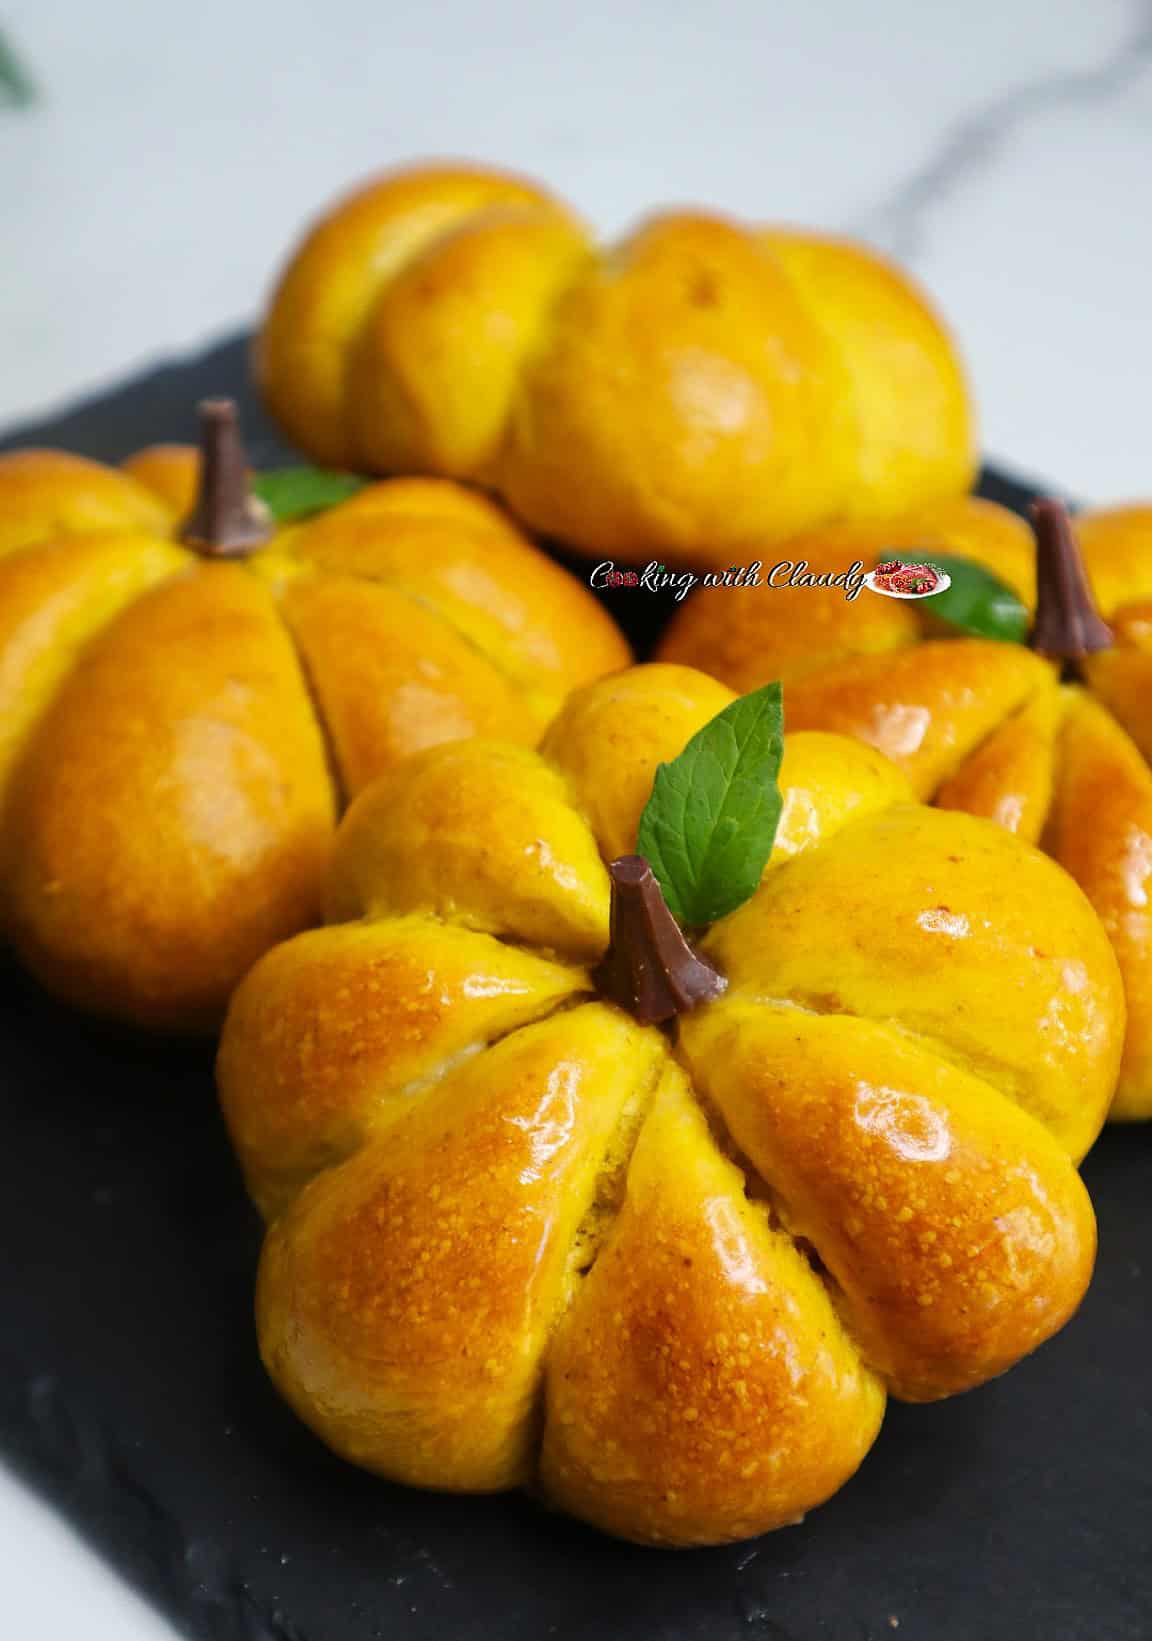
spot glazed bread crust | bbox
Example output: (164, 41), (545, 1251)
(218, 664), (1122, 1546)
(256, 162), (976, 566)
(0, 447), (629, 1029)
(659, 497), (1152, 1117)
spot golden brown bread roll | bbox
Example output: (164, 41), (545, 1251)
(0, 402), (629, 1029)
(218, 664), (1122, 1545)
(256, 161), (976, 567)
(659, 495), (1152, 1119)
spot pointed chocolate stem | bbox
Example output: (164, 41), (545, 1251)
(594, 855), (726, 1026)
(180, 399), (272, 557)
(1028, 499), (1112, 672)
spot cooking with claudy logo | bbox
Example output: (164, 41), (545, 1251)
(591, 556), (951, 603)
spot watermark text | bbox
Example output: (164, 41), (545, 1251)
(590, 560), (869, 603)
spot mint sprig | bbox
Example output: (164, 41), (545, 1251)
(909, 553), (1029, 643)
(252, 467), (366, 524)
(637, 683), (784, 928)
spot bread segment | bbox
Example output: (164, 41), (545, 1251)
(3, 565), (336, 1030)
(325, 741), (611, 961)
(705, 803), (1122, 1159)
(0, 449), (169, 555)
(279, 572), (533, 798)
(218, 917), (589, 1217)
(784, 639), (1051, 799)
(283, 477), (631, 718)
(255, 163), (565, 467)
(1045, 691), (1152, 1119)
(936, 685), (1062, 845)
(682, 1003), (1096, 1401)
(256, 1004), (664, 1492)
(541, 1063), (884, 1545)
(0, 533), (184, 806)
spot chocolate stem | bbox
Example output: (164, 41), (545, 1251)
(1028, 499), (1112, 674)
(594, 855), (726, 1026)
(180, 399), (272, 557)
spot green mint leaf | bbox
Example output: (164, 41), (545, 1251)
(906, 552), (1029, 643)
(637, 682), (785, 928)
(252, 467), (366, 524)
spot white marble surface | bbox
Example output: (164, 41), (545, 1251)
(5, 0), (1152, 497)
(1, 0), (1151, 1634)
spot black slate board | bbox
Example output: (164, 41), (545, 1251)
(1, 341), (1150, 1641)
